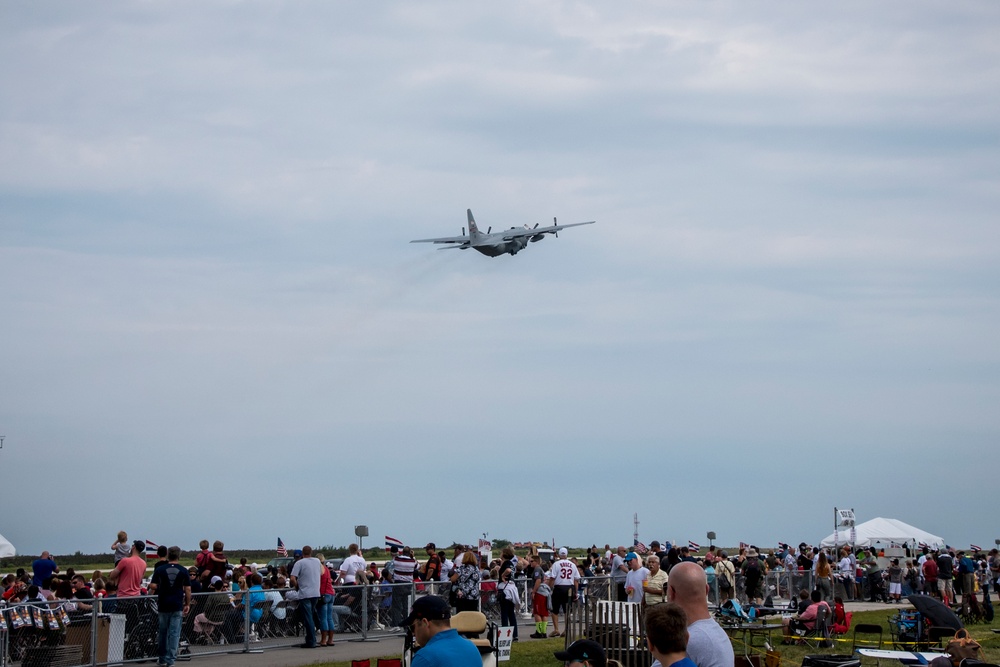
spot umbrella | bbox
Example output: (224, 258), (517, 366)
(906, 595), (963, 631)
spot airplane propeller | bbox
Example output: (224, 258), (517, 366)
(462, 227), (466, 236)
(553, 217), (558, 238)
(487, 226), (491, 234)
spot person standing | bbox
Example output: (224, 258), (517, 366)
(936, 550), (955, 606)
(546, 547), (580, 637)
(527, 554), (550, 638)
(643, 555), (669, 606)
(148, 546), (191, 667)
(422, 543), (442, 585)
(290, 545), (322, 649)
(624, 553), (649, 604)
(714, 552), (734, 604)
(392, 546), (418, 629)
(610, 546), (629, 601)
(450, 550), (481, 613)
(31, 552), (59, 587)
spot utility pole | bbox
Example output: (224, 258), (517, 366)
(633, 513), (639, 545)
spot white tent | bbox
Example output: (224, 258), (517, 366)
(819, 517), (945, 550)
(0, 532), (14, 558)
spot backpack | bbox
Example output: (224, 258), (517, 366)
(718, 562), (732, 589)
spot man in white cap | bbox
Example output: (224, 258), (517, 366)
(545, 547), (580, 637)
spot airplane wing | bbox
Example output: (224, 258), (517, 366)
(410, 235), (470, 244)
(501, 220), (596, 240)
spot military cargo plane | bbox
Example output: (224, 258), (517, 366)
(411, 209), (595, 257)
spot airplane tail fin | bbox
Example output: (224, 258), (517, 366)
(467, 209), (481, 238)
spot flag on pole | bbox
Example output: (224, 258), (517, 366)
(385, 536), (404, 550)
(145, 539), (158, 550)
(634, 540), (647, 554)
(688, 541), (700, 551)
(277, 538), (287, 556)
(918, 542), (928, 549)
(739, 541), (749, 550)
(971, 544), (982, 552)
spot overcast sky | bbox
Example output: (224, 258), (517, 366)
(2, 2), (998, 558)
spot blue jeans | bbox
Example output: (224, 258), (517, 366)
(299, 597), (318, 646)
(157, 611), (183, 666)
(330, 604), (352, 632)
(318, 594), (335, 632)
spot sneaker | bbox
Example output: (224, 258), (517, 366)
(529, 632), (546, 639)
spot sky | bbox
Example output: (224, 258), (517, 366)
(2, 2), (999, 558)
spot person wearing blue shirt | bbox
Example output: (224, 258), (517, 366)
(406, 596), (480, 667)
(31, 551), (59, 587)
(645, 603), (698, 667)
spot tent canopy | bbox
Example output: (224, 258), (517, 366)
(0, 532), (14, 558)
(819, 517), (945, 550)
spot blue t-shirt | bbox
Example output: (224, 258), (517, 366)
(32, 558), (58, 587)
(412, 628), (481, 667)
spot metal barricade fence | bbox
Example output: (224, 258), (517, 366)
(0, 573), (614, 667)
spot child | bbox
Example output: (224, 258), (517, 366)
(888, 558), (903, 603)
(111, 531), (130, 564)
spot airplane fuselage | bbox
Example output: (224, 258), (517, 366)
(472, 232), (531, 256)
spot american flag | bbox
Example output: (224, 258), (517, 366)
(385, 535), (404, 550)
(739, 541), (749, 550)
(918, 542), (928, 549)
(688, 541), (700, 551)
(145, 539), (158, 550)
(277, 538), (287, 557)
(971, 544), (982, 552)
(634, 540), (647, 554)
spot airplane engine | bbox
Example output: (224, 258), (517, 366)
(530, 234), (545, 243)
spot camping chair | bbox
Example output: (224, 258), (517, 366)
(802, 605), (832, 648)
(854, 623), (884, 666)
(831, 611), (853, 637)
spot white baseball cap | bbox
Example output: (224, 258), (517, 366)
(559, 547), (568, 557)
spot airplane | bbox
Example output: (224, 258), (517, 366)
(410, 209), (596, 257)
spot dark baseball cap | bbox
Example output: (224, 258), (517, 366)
(555, 640), (606, 667)
(403, 595), (451, 626)
(132, 540), (146, 553)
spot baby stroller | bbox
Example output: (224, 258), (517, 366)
(867, 571), (888, 603)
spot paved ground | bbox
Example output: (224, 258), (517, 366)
(186, 600), (908, 667)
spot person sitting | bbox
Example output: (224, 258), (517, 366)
(790, 589), (830, 643)
(782, 589), (812, 644)
(830, 597), (850, 635)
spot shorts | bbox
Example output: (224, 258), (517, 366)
(551, 585), (574, 614)
(889, 582), (902, 595)
(532, 593), (549, 618)
(938, 579), (954, 595)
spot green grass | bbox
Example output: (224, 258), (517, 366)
(299, 613), (998, 667)
(295, 637), (566, 667)
(742, 609), (999, 667)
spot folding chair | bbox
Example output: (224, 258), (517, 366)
(802, 605), (832, 648)
(853, 623), (884, 666)
(378, 660), (403, 667)
(352, 660), (371, 667)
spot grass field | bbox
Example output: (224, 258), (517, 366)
(266, 609), (1000, 667)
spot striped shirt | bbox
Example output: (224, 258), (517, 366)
(393, 555), (417, 583)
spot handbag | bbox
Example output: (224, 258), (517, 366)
(944, 628), (983, 667)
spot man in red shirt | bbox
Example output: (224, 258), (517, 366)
(110, 541), (147, 597)
(923, 555), (939, 598)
